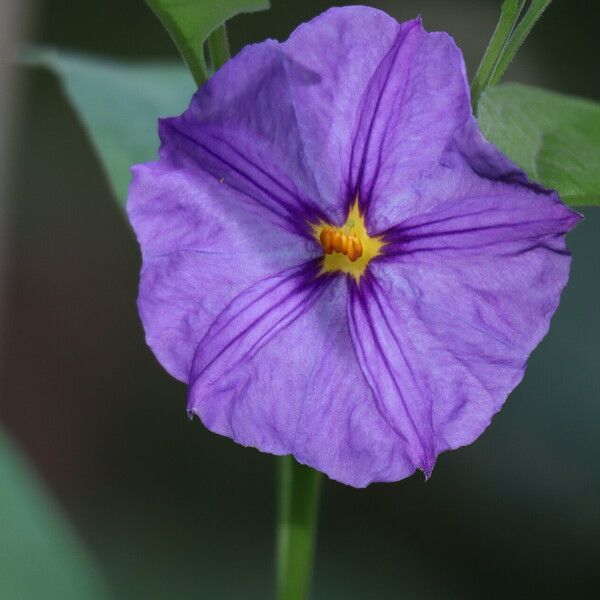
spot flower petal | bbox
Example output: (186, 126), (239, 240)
(187, 263), (415, 487)
(127, 161), (316, 382)
(382, 119), (582, 259)
(348, 178), (578, 472)
(159, 36), (338, 233)
(281, 8), (471, 229)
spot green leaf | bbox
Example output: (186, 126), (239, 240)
(0, 426), (111, 599)
(145, 0), (269, 85)
(478, 83), (600, 206)
(537, 121), (600, 206)
(26, 48), (195, 206)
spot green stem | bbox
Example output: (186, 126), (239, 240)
(487, 0), (552, 87)
(207, 23), (231, 74)
(276, 456), (322, 600)
(471, 0), (526, 111)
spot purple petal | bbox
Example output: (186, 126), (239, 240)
(278, 7), (408, 220)
(127, 161), (316, 381)
(159, 37), (337, 232)
(187, 263), (415, 487)
(382, 118), (581, 259)
(348, 164), (578, 470)
(282, 8), (472, 229)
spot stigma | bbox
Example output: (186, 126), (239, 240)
(312, 201), (385, 281)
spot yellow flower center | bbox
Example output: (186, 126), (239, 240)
(313, 201), (385, 281)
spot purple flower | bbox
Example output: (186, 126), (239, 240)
(127, 7), (580, 487)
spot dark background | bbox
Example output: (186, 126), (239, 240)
(2, 1), (599, 598)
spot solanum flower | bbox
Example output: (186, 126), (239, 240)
(127, 7), (580, 487)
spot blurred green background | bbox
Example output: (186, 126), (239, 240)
(2, 1), (599, 598)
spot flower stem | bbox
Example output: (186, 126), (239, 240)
(207, 23), (231, 73)
(276, 456), (322, 600)
(486, 0), (552, 88)
(470, 0), (526, 111)
(470, 0), (552, 112)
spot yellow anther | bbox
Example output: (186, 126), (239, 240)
(320, 227), (361, 260)
(320, 227), (333, 253)
(312, 201), (384, 280)
(347, 235), (362, 262)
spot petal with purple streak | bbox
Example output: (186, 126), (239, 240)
(187, 263), (415, 487)
(128, 161), (316, 382)
(348, 175), (578, 468)
(281, 8), (472, 230)
(158, 38), (335, 233)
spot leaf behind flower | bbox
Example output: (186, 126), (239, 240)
(25, 48), (195, 206)
(479, 83), (600, 206)
(0, 426), (111, 599)
(145, 0), (270, 84)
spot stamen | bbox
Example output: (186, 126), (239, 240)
(313, 200), (384, 281)
(319, 227), (333, 254)
(319, 226), (363, 262)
